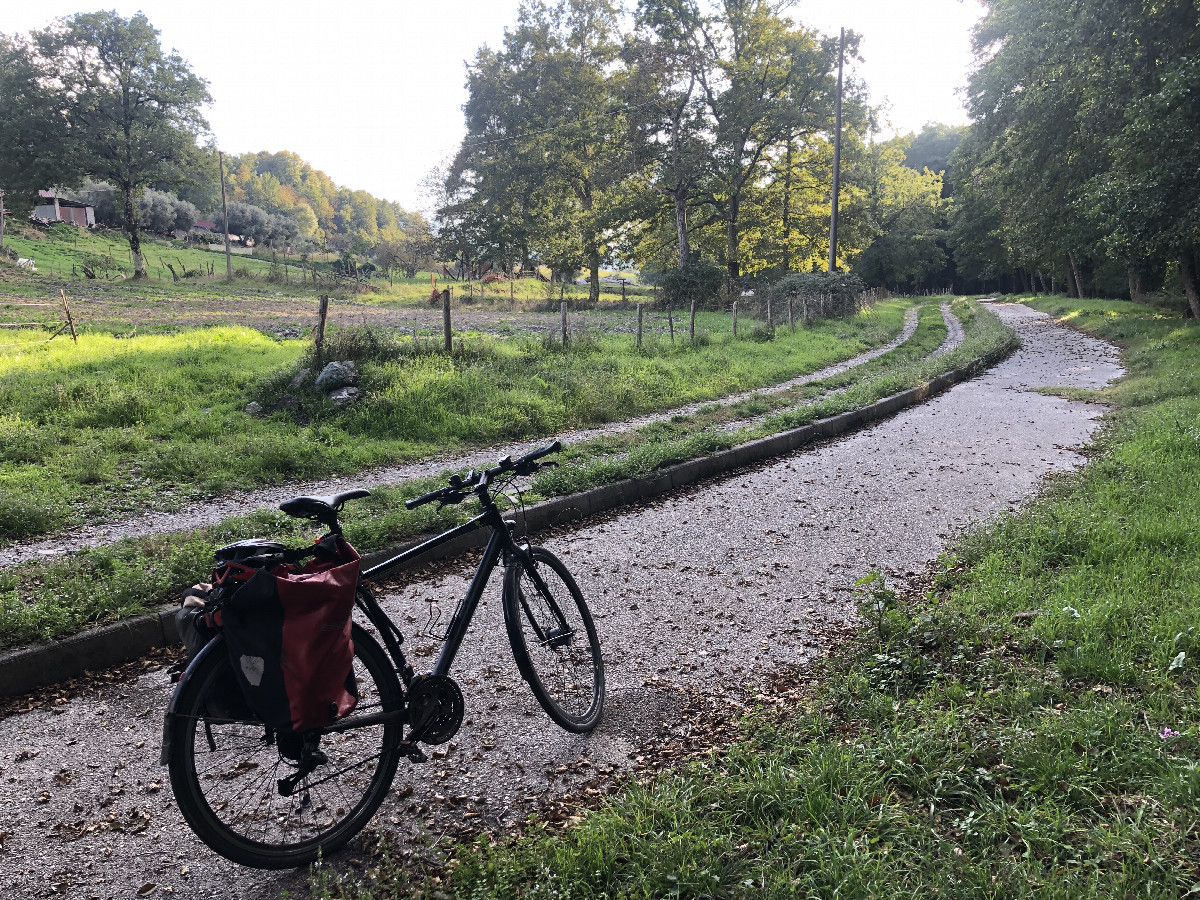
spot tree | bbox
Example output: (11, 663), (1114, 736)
(900, 123), (968, 194)
(952, 0), (1200, 302)
(0, 34), (83, 217)
(1094, 5), (1200, 315)
(625, 0), (713, 268)
(442, 1), (629, 300)
(692, 2), (845, 290)
(849, 137), (949, 291)
(31, 12), (210, 277)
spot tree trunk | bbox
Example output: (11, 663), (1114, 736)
(674, 191), (690, 269)
(1181, 247), (1200, 320)
(1127, 266), (1144, 304)
(123, 185), (146, 278)
(782, 140), (792, 273)
(724, 195), (740, 294)
(1068, 250), (1085, 299)
(588, 246), (600, 305)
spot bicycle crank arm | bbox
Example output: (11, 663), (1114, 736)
(321, 709), (406, 734)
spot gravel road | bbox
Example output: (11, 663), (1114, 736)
(7, 308), (923, 567)
(0, 303), (1121, 899)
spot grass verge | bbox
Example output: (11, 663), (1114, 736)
(0, 302), (907, 543)
(310, 296), (1198, 899)
(0, 299), (1010, 652)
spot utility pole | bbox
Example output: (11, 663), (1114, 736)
(827, 27), (846, 274)
(219, 151), (232, 280)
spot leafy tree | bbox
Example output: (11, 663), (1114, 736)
(443, 0), (628, 300)
(850, 137), (948, 291)
(692, 2), (846, 289)
(29, 12), (211, 277)
(900, 123), (968, 194)
(1095, 6), (1200, 315)
(952, 0), (1200, 303)
(0, 34), (82, 217)
(624, 0), (712, 267)
(137, 188), (198, 234)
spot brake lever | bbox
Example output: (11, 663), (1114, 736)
(435, 489), (467, 510)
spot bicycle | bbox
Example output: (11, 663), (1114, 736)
(160, 440), (604, 869)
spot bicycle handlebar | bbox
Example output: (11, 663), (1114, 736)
(404, 441), (561, 510)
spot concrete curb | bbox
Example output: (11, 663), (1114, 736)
(0, 342), (1013, 698)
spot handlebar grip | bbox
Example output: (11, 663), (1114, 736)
(405, 487), (446, 510)
(517, 441), (561, 466)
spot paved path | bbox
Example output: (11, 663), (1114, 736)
(0, 304), (1122, 899)
(7, 308), (922, 568)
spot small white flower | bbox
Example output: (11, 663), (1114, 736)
(1063, 606), (1081, 619)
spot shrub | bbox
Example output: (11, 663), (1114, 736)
(772, 271), (868, 320)
(659, 258), (724, 310)
(306, 325), (405, 367)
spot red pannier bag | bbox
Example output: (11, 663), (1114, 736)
(220, 537), (361, 737)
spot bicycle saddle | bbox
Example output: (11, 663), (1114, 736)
(279, 489), (371, 524)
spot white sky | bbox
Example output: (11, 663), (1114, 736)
(0, 0), (986, 212)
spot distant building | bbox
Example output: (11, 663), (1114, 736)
(193, 218), (217, 231)
(32, 190), (96, 227)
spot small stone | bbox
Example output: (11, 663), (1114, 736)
(244, 401), (264, 416)
(328, 386), (362, 407)
(288, 367), (311, 389)
(315, 360), (358, 392)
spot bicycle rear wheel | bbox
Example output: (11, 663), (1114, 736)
(504, 546), (604, 732)
(166, 623), (403, 869)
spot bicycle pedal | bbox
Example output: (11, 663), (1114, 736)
(400, 741), (427, 763)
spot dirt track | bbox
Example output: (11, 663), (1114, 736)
(0, 303), (1121, 899)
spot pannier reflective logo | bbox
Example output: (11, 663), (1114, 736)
(239, 654), (266, 687)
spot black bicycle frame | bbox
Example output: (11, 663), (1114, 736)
(359, 500), (525, 678)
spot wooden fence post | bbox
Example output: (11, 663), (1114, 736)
(732, 301), (738, 337)
(689, 299), (696, 344)
(767, 295), (773, 330)
(667, 301), (675, 343)
(788, 296), (794, 331)
(315, 294), (329, 367)
(59, 290), (78, 343)
(636, 303), (643, 349)
(442, 288), (452, 352)
(561, 300), (568, 346)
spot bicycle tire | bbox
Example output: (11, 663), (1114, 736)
(504, 546), (604, 732)
(167, 623), (403, 869)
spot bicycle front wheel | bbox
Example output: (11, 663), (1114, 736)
(166, 623), (404, 869)
(504, 546), (604, 732)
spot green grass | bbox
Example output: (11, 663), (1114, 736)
(532, 300), (1007, 496)
(0, 299), (1013, 653)
(0, 301), (909, 543)
(310, 297), (1200, 899)
(0, 222), (279, 283)
(0, 223), (651, 309)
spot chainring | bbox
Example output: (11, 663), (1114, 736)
(406, 673), (464, 745)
